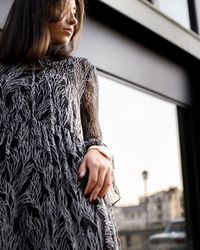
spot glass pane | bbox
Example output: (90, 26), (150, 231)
(98, 74), (188, 250)
(0, 0), (13, 27)
(155, 0), (190, 29)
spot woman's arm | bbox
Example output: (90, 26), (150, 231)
(78, 61), (114, 203)
(80, 61), (104, 149)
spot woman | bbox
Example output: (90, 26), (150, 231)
(0, 0), (121, 249)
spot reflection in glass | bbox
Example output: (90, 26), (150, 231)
(153, 0), (190, 29)
(98, 75), (187, 250)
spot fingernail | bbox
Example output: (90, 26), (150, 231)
(91, 198), (97, 204)
(90, 196), (96, 203)
(84, 191), (89, 197)
(79, 171), (84, 178)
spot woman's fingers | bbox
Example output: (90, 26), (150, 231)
(79, 149), (114, 203)
(78, 158), (87, 179)
(84, 167), (98, 196)
(84, 163), (113, 203)
(98, 169), (113, 198)
(89, 166), (107, 202)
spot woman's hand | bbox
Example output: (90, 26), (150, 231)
(78, 149), (114, 203)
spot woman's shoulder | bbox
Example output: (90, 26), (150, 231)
(69, 56), (96, 82)
(71, 56), (94, 71)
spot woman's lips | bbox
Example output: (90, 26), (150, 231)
(63, 28), (73, 36)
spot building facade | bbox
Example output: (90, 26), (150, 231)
(113, 187), (184, 249)
(113, 187), (183, 230)
(147, 187), (184, 225)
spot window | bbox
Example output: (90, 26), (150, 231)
(146, 0), (190, 29)
(98, 73), (188, 250)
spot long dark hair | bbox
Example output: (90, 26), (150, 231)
(0, 0), (85, 64)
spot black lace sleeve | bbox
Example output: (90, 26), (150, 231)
(80, 62), (106, 149)
(80, 60), (121, 207)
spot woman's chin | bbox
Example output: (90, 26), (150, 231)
(51, 38), (71, 46)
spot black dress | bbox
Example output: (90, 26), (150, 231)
(0, 56), (121, 250)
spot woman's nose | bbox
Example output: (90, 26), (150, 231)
(67, 12), (78, 26)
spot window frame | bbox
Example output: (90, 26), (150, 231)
(144, 0), (199, 32)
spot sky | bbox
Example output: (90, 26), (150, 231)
(98, 75), (183, 206)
